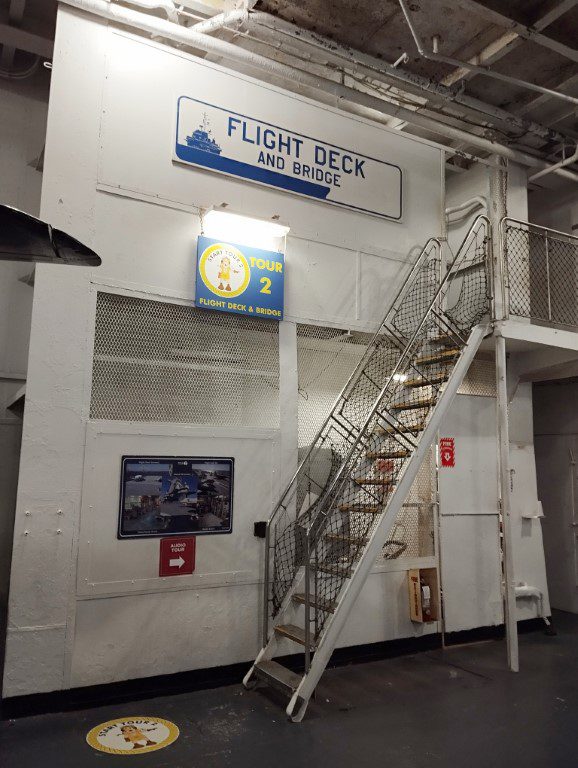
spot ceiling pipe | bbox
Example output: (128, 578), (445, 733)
(452, 0), (578, 65)
(398, 0), (578, 108)
(192, 9), (249, 34)
(247, 11), (567, 147)
(58, 0), (578, 182)
(440, 0), (578, 88)
(123, 0), (178, 23)
(529, 143), (578, 182)
(445, 196), (487, 221)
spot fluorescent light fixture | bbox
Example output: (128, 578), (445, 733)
(202, 209), (290, 250)
(393, 373), (408, 382)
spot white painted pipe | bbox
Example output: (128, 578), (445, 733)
(192, 9), (249, 35)
(529, 143), (578, 182)
(123, 0), (178, 23)
(248, 10), (565, 148)
(445, 196), (487, 219)
(59, 0), (578, 182)
(398, 0), (578, 108)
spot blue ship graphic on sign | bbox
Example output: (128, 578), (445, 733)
(186, 113), (222, 155)
(176, 98), (331, 201)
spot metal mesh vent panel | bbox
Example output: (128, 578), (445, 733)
(504, 220), (578, 327)
(297, 324), (371, 448)
(457, 358), (496, 397)
(90, 292), (279, 426)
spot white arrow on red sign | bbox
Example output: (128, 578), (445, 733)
(169, 556), (185, 568)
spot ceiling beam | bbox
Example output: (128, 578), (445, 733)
(0, 23), (54, 60)
(514, 72), (578, 117)
(441, 30), (519, 87)
(442, 0), (578, 88)
(450, 0), (578, 64)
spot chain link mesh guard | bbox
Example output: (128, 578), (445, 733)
(268, 217), (491, 640)
(504, 219), (578, 327)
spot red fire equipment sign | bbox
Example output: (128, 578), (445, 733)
(440, 437), (455, 468)
(159, 537), (196, 577)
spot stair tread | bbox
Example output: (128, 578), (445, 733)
(314, 563), (353, 577)
(254, 660), (303, 693)
(366, 450), (410, 459)
(354, 477), (395, 486)
(403, 373), (449, 388)
(392, 397), (436, 411)
(374, 422), (426, 435)
(430, 334), (458, 345)
(415, 348), (459, 365)
(339, 504), (381, 513)
(274, 623), (316, 648)
(325, 532), (368, 545)
(293, 593), (337, 613)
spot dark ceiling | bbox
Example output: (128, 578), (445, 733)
(257, 0), (578, 136)
(1, 0), (577, 177)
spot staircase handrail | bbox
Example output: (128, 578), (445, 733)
(304, 214), (491, 540)
(261, 236), (441, 643)
(262, 215), (491, 645)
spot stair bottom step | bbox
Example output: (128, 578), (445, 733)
(254, 660), (303, 695)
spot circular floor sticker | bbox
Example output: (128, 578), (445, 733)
(86, 717), (179, 755)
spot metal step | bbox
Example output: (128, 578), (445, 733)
(430, 334), (459, 346)
(366, 449), (410, 459)
(253, 660), (303, 696)
(403, 373), (449, 388)
(339, 503), (381, 513)
(314, 563), (353, 578)
(293, 593), (337, 613)
(325, 532), (368, 546)
(391, 397), (435, 411)
(353, 477), (395, 486)
(415, 348), (459, 365)
(274, 623), (316, 648)
(374, 421), (426, 435)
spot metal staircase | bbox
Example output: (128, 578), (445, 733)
(243, 216), (492, 721)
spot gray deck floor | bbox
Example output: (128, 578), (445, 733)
(1, 611), (577, 768)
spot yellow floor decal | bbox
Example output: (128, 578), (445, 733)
(86, 717), (179, 755)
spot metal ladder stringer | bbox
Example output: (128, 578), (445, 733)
(243, 322), (490, 721)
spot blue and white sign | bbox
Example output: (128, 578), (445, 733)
(195, 236), (284, 319)
(175, 97), (403, 221)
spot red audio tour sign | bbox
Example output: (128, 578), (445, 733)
(159, 537), (195, 577)
(440, 437), (455, 468)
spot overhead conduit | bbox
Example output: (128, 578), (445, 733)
(398, 0), (578, 109)
(445, 196), (487, 224)
(60, 0), (578, 182)
(247, 10), (567, 148)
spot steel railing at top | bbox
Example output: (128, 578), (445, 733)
(501, 218), (578, 328)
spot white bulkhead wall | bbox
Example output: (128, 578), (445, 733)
(2, 6), (515, 698)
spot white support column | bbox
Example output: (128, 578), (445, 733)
(495, 333), (519, 672)
(489, 159), (508, 320)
